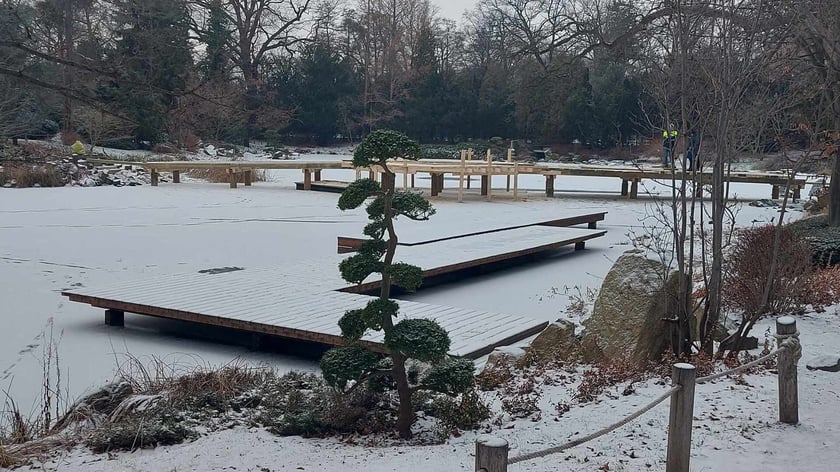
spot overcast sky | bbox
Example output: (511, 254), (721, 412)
(431, 0), (477, 21)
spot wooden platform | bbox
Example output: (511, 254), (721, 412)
(62, 269), (548, 359)
(142, 158), (808, 200)
(63, 225), (606, 358)
(337, 212), (606, 252)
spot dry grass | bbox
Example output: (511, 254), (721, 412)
(0, 444), (17, 468)
(0, 164), (63, 188)
(187, 168), (266, 183)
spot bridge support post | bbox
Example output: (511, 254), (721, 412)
(303, 169), (312, 190)
(105, 309), (124, 327)
(545, 175), (555, 197)
(630, 179), (639, 198)
(172, 170), (180, 184)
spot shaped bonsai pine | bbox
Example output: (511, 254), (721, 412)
(319, 130), (474, 439)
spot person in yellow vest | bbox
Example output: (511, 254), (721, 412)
(662, 124), (678, 167)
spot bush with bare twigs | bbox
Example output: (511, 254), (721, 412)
(721, 225), (813, 349)
(187, 167), (266, 183)
(575, 358), (649, 403)
(0, 164), (62, 188)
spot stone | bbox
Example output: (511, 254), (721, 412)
(806, 356), (840, 372)
(485, 346), (527, 370)
(581, 251), (687, 364)
(527, 320), (580, 362)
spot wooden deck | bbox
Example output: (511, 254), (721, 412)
(142, 157), (808, 200)
(62, 225), (605, 357)
(337, 212), (606, 252)
(62, 270), (548, 359)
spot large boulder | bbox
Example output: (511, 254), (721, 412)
(582, 250), (686, 364)
(527, 320), (580, 363)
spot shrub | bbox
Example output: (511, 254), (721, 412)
(0, 165), (62, 188)
(575, 358), (647, 403)
(85, 408), (195, 453)
(426, 389), (490, 430)
(808, 265), (840, 310)
(722, 225), (813, 317)
(187, 168), (266, 183)
(789, 215), (840, 266)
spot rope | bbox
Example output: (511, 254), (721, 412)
(507, 386), (681, 465)
(696, 349), (780, 384)
(696, 329), (801, 384)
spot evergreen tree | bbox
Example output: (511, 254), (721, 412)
(111, 0), (192, 145)
(198, 0), (231, 81)
(320, 130), (475, 439)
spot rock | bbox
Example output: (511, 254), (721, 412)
(527, 320), (580, 362)
(806, 356), (840, 372)
(581, 251), (687, 364)
(485, 346), (527, 370)
(749, 199), (778, 207)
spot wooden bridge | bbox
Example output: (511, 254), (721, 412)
(141, 157), (807, 200)
(63, 223), (606, 358)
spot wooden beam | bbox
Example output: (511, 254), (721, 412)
(244, 170), (252, 186)
(228, 170), (238, 189)
(151, 169), (159, 187)
(172, 170), (180, 184)
(303, 169), (312, 190)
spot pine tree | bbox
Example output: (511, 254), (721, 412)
(319, 130), (475, 439)
(111, 0), (192, 145)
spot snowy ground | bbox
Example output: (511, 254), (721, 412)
(3, 157), (835, 471)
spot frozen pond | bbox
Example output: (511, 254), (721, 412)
(0, 162), (793, 410)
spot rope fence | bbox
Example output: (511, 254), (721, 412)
(507, 385), (681, 465)
(474, 316), (802, 472)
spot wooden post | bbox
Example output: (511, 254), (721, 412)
(575, 241), (585, 250)
(228, 170), (238, 189)
(244, 170), (252, 186)
(792, 185), (801, 200)
(480, 175), (489, 196)
(630, 178), (639, 198)
(486, 149), (493, 201)
(151, 169), (159, 187)
(621, 179), (629, 196)
(545, 175), (555, 197)
(105, 309), (124, 327)
(411, 173), (415, 188)
(172, 170), (180, 184)
(355, 168), (362, 181)
(772, 185), (780, 199)
(403, 165), (408, 191)
(666, 363), (696, 472)
(458, 150), (465, 203)
(777, 316), (799, 425)
(475, 436), (508, 472)
(513, 163), (519, 199)
(368, 169), (375, 181)
(314, 169), (322, 181)
(467, 149), (473, 189)
(303, 169), (312, 190)
(506, 148), (513, 192)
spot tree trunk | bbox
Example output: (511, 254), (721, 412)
(379, 168), (413, 439)
(830, 152), (840, 226)
(62, 0), (74, 133)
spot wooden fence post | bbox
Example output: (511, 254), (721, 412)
(777, 316), (799, 425)
(475, 436), (508, 472)
(666, 363), (696, 472)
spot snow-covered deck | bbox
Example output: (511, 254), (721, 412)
(62, 225), (604, 358)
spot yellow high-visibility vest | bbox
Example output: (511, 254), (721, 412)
(664, 130), (678, 138)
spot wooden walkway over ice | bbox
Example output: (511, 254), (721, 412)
(63, 224), (606, 358)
